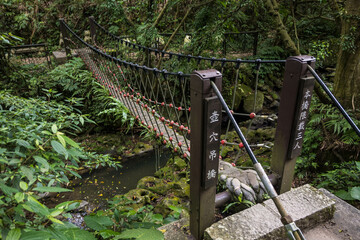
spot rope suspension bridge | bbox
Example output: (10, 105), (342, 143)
(55, 17), (360, 240)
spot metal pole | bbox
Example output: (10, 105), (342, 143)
(190, 69), (222, 239)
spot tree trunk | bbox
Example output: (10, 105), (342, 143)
(265, 0), (300, 56)
(334, 0), (360, 110)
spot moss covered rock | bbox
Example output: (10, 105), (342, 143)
(174, 156), (187, 170)
(231, 83), (253, 111)
(243, 90), (264, 113)
(154, 197), (181, 216)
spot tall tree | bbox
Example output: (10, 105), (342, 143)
(333, 0), (360, 110)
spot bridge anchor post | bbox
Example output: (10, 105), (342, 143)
(271, 55), (316, 194)
(89, 16), (96, 45)
(59, 19), (72, 60)
(190, 69), (222, 239)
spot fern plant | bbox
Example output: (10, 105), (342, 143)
(296, 102), (360, 202)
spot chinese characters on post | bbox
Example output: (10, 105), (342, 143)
(288, 78), (314, 159)
(202, 98), (221, 188)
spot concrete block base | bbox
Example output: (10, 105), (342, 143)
(204, 184), (335, 240)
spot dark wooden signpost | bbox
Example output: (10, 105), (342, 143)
(190, 70), (222, 239)
(271, 55), (316, 193)
(288, 76), (315, 159)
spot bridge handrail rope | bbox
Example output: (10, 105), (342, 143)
(210, 81), (305, 240)
(307, 65), (360, 137)
(61, 19), (191, 78)
(89, 17), (286, 66)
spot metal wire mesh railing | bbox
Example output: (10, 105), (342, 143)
(61, 19), (191, 159)
(86, 18), (289, 162)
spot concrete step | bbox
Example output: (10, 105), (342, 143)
(159, 184), (360, 239)
(303, 188), (360, 240)
(205, 184), (335, 240)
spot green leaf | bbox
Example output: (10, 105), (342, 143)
(350, 187), (360, 200)
(16, 139), (33, 149)
(151, 214), (163, 223)
(50, 208), (64, 217)
(51, 124), (58, 134)
(99, 230), (120, 239)
(20, 166), (34, 183)
(168, 205), (182, 213)
(64, 228), (97, 240)
(51, 140), (68, 159)
(79, 116), (84, 125)
(55, 201), (80, 211)
(47, 215), (64, 225)
(47, 227), (68, 240)
(57, 134), (66, 147)
(0, 182), (18, 195)
(335, 190), (355, 200)
(20, 231), (52, 240)
(0, 148), (6, 154)
(33, 156), (50, 170)
(84, 215), (114, 231)
(42, 130), (53, 135)
(62, 135), (80, 149)
(24, 195), (50, 216)
(14, 192), (25, 203)
(33, 186), (72, 193)
(115, 228), (164, 240)
(5, 228), (21, 240)
(68, 169), (81, 178)
(355, 161), (360, 171)
(19, 181), (28, 191)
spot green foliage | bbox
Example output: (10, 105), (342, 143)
(0, 92), (120, 237)
(137, 23), (160, 47)
(296, 102), (360, 202)
(308, 40), (334, 67)
(317, 161), (360, 201)
(4, 58), (135, 133)
(340, 26), (358, 54)
(115, 228), (164, 240)
(0, 33), (22, 46)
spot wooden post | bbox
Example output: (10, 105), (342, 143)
(89, 16), (96, 44)
(59, 19), (71, 60)
(190, 69), (222, 239)
(271, 56), (316, 193)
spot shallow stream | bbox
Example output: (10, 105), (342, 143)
(49, 150), (170, 208)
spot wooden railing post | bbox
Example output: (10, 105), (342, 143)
(89, 16), (97, 45)
(190, 70), (222, 239)
(271, 56), (316, 193)
(59, 19), (71, 60)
